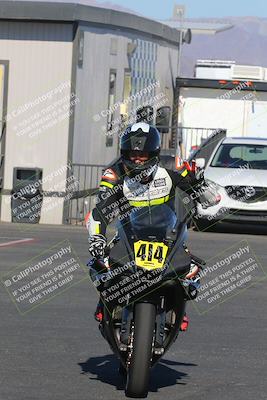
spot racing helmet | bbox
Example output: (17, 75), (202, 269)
(120, 122), (161, 179)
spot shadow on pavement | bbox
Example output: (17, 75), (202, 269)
(78, 354), (197, 392)
(78, 354), (124, 391)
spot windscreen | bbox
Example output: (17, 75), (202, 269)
(129, 204), (177, 240)
(210, 143), (267, 170)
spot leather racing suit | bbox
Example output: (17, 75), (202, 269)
(85, 158), (198, 238)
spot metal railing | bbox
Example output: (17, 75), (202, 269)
(66, 163), (105, 225)
(178, 126), (221, 159)
(0, 121), (5, 190)
(66, 127), (220, 224)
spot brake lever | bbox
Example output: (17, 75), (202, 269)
(88, 257), (108, 273)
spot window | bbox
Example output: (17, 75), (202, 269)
(110, 38), (118, 55)
(211, 143), (267, 170)
(16, 169), (39, 181)
(78, 30), (84, 68)
(106, 70), (117, 147)
(122, 70), (131, 121)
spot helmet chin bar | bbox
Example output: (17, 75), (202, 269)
(122, 157), (159, 181)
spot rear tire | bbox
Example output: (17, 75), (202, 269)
(125, 303), (156, 398)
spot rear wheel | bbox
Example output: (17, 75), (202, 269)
(125, 302), (156, 398)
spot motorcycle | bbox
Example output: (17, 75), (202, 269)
(88, 203), (205, 398)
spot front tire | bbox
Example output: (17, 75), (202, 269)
(125, 302), (156, 398)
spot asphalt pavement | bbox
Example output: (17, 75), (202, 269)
(0, 221), (266, 400)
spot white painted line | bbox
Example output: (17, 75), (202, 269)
(0, 238), (35, 248)
(0, 237), (31, 240)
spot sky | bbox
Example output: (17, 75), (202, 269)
(98, 0), (267, 19)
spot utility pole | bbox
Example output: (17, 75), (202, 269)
(171, 4), (185, 152)
(173, 4), (185, 77)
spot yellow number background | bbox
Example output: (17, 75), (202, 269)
(133, 240), (168, 270)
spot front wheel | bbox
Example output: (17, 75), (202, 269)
(125, 302), (156, 398)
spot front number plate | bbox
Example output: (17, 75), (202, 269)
(133, 240), (168, 270)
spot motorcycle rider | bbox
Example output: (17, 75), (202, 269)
(86, 122), (211, 328)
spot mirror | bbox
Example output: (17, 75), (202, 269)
(183, 29), (192, 44)
(156, 106), (171, 133)
(195, 158), (206, 169)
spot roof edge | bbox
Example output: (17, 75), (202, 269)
(0, 1), (181, 45)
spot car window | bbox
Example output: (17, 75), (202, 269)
(210, 143), (267, 170)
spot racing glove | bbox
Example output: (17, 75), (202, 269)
(88, 234), (107, 258)
(199, 180), (221, 208)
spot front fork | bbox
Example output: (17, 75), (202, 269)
(154, 296), (166, 355)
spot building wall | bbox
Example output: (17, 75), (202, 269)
(72, 27), (179, 167)
(0, 21), (73, 224)
(67, 26), (179, 224)
(154, 43), (178, 148)
(130, 38), (158, 110)
(0, 18), (180, 225)
(72, 25), (131, 167)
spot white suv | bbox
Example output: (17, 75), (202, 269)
(196, 137), (267, 225)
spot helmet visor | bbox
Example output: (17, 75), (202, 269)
(128, 151), (149, 164)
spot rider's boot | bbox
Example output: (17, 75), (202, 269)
(183, 243), (204, 281)
(94, 299), (104, 322)
(179, 245), (205, 332)
(180, 314), (189, 331)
